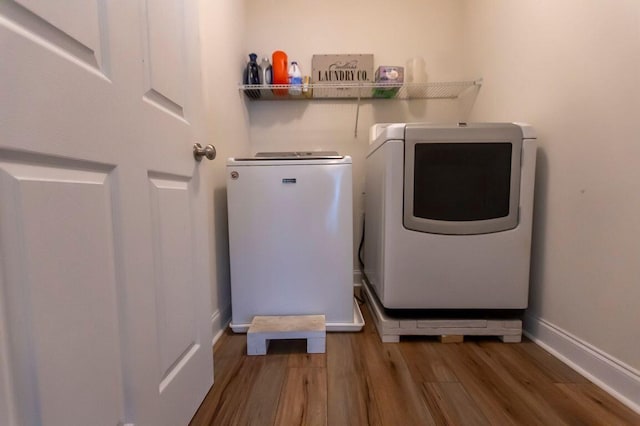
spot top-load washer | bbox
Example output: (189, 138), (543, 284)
(226, 151), (363, 332)
(364, 123), (537, 310)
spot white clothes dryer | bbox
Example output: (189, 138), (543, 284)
(364, 123), (537, 310)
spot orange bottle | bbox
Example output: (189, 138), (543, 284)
(271, 50), (288, 96)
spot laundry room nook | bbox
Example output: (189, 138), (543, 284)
(195, 0), (640, 423)
(2, 0), (639, 425)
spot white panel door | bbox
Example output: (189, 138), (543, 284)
(0, 1), (214, 425)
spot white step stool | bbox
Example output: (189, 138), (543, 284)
(247, 315), (326, 355)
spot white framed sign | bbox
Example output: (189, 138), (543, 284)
(312, 54), (374, 98)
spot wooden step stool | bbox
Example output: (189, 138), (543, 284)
(247, 315), (326, 356)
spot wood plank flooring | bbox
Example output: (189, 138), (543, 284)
(190, 304), (640, 425)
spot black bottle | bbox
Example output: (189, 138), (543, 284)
(243, 53), (261, 99)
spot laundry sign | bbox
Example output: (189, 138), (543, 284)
(312, 54), (373, 98)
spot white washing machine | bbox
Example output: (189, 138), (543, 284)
(364, 123), (537, 310)
(226, 152), (363, 332)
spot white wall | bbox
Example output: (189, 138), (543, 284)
(463, 0), (640, 408)
(198, 0), (251, 339)
(243, 0), (474, 267)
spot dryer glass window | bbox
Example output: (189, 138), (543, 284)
(402, 124), (523, 236)
(413, 143), (512, 221)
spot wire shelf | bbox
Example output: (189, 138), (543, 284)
(239, 79), (482, 101)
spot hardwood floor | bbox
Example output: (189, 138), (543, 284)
(190, 305), (640, 425)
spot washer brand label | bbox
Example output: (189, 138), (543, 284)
(282, 178), (296, 184)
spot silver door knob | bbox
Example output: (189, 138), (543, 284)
(193, 143), (216, 161)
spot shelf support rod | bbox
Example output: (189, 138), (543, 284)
(354, 90), (361, 138)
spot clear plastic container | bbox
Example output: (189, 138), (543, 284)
(406, 56), (427, 97)
(302, 75), (312, 98)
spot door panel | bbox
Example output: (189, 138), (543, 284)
(148, 175), (197, 380)
(1, 0), (108, 74)
(141, 0), (187, 118)
(0, 153), (124, 426)
(146, 172), (211, 425)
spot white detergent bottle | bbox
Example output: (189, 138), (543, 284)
(288, 61), (303, 95)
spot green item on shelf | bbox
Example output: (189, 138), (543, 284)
(372, 86), (399, 98)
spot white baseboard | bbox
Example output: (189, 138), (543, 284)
(353, 270), (362, 286)
(211, 304), (231, 346)
(524, 314), (640, 414)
